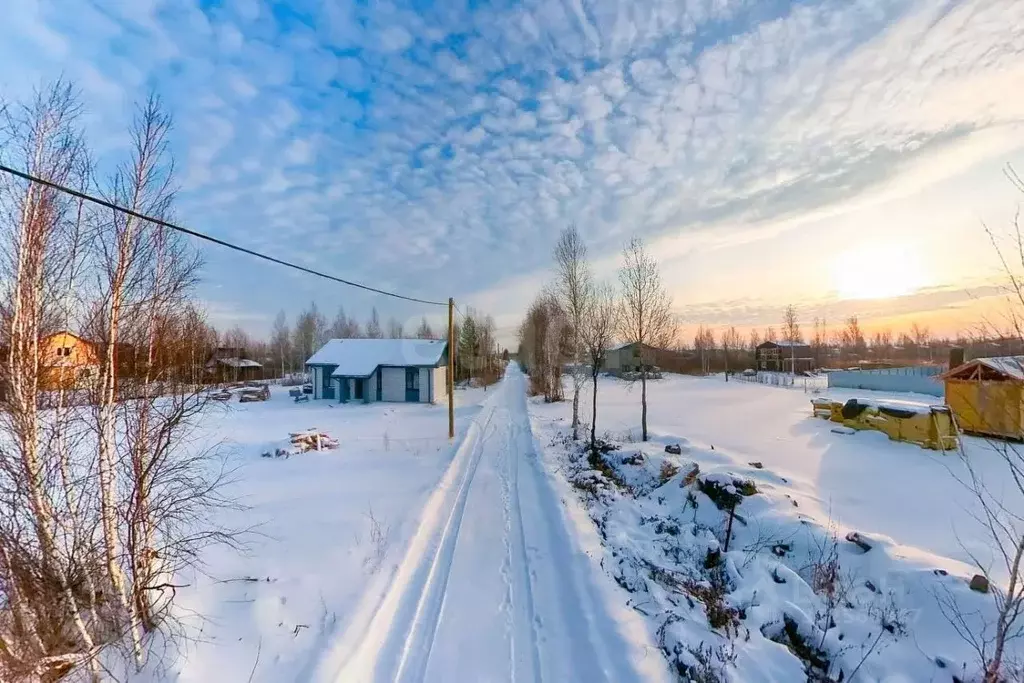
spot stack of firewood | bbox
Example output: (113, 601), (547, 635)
(288, 428), (339, 453)
(239, 385), (270, 403)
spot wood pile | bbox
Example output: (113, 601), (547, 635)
(262, 428), (339, 459)
(239, 385), (270, 403)
(288, 428), (339, 453)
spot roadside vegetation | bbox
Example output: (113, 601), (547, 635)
(0, 82), (239, 681)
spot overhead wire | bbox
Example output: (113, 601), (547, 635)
(0, 162), (448, 307)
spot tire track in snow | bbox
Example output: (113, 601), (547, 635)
(310, 394), (498, 683)
(393, 405), (497, 683)
(507, 370), (646, 683)
(315, 366), (660, 683)
(504, 404), (544, 683)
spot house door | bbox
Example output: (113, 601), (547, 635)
(354, 379), (365, 402)
(405, 368), (420, 402)
(322, 370), (335, 400)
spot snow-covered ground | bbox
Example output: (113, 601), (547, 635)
(139, 368), (1024, 682)
(528, 373), (1024, 682)
(144, 367), (667, 683)
(309, 363), (665, 683)
(140, 385), (487, 681)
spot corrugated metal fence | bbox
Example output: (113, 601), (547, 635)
(826, 366), (944, 397)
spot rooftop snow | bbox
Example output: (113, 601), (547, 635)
(976, 356), (1024, 380)
(943, 355), (1024, 381)
(218, 358), (262, 368)
(306, 338), (447, 377)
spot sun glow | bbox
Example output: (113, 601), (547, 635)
(831, 245), (929, 300)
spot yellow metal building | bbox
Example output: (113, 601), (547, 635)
(811, 396), (959, 451)
(940, 356), (1024, 440)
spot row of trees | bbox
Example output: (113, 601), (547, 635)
(219, 304), (441, 377)
(518, 228), (673, 445)
(683, 313), (989, 375)
(0, 83), (233, 680)
(454, 307), (502, 386)
(217, 302), (505, 388)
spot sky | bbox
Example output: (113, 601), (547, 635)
(2, 0), (1023, 349)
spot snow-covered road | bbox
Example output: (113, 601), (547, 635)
(311, 363), (659, 683)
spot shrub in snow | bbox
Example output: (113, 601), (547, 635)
(532, 410), (1021, 683)
(696, 474), (757, 511)
(659, 461), (681, 485)
(621, 452), (644, 466)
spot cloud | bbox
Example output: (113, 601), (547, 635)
(2, 0), (1023, 341)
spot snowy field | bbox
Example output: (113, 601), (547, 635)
(140, 385), (489, 682)
(143, 368), (668, 683)
(528, 373), (1024, 681)
(139, 368), (1024, 682)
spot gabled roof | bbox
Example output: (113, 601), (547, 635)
(609, 342), (669, 352)
(45, 330), (95, 346)
(217, 358), (262, 368)
(758, 340), (810, 349)
(941, 356), (1024, 382)
(306, 338), (448, 378)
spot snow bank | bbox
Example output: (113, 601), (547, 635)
(529, 373), (1024, 682)
(134, 385), (487, 682)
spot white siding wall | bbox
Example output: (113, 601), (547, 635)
(380, 367), (404, 402)
(432, 366), (447, 404)
(311, 366), (322, 399)
(419, 367), (431, 403)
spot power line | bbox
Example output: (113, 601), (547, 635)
(0, 163), (448, 307)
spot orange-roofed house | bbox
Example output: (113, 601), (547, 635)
(40, 331), (100, 389)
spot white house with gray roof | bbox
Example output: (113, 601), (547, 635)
(305, 338), (448, 404)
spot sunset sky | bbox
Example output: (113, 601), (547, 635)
(3, 0), (1023, 348)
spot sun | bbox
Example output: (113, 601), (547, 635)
(831, 245), (928, 300)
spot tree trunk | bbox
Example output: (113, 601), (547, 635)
(99, 267), (144, 667)
(590, 371), (599, 449)
(986, 535), (1024, 682)
(571, 386), (579, 440)
(641, 370), (649, 441)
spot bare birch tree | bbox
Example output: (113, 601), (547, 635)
(0, 80), (102, 681)
(618, 237), (674, 442)
(783, 304), (801, 375)
(721, 326), (742, 380)
(271, 310), (290, 375)
(365, 307), (382, 339)
(581, 284), (617, 450)
(0, 84), (241, 681)
(415, 317), (435, 339)
(88, 95), (185, 667)
(386, 317), (404, 339)
(518, 293), (569, 401)
(554, 225), (592, 440)
(937, 166), (1024, 682)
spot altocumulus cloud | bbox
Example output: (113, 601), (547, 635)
(0, 0), (1022, 331)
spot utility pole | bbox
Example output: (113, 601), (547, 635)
(448, 297), (455, 439)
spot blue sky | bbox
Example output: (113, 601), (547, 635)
(3, 0), (1024, 345)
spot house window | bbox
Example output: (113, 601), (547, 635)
(56, 347), (71, 357)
